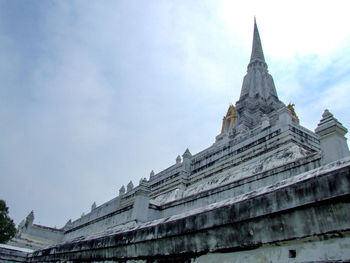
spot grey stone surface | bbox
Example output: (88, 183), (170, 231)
(0, 244), (31, 263)
(193, 234), (350, 263)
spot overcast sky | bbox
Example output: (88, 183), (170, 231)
(1, 0), (350, 228)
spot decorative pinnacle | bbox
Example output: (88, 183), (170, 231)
(250, 18), (266, 64)
(182, 148), (192, 159)
(322, 109), (333, 119)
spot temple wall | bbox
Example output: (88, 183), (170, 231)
(189, 123), (319, 186)
(192, 235), (350, 263)
(64, 205), (134, 240)
(24, 224), (63, 242)
(64, 186), (146, 240)
(68, 196), (121, 230)
(8, 221), (64, 250)
(33, 235), (350, 263)
(0, 245), (31, 263)
(160, 153), (321, 218)
(63, 135), (322, 241)
(27, 163), (350, 263)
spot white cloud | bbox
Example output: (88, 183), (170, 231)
(220, 0), (350, 58)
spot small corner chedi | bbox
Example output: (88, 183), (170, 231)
(2, 20), (350, 263)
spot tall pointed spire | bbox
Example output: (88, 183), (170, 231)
(234, 18), (284, 131)
(249, 17), (266, 64)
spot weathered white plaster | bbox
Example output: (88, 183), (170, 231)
(193, 235), (350, 263)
